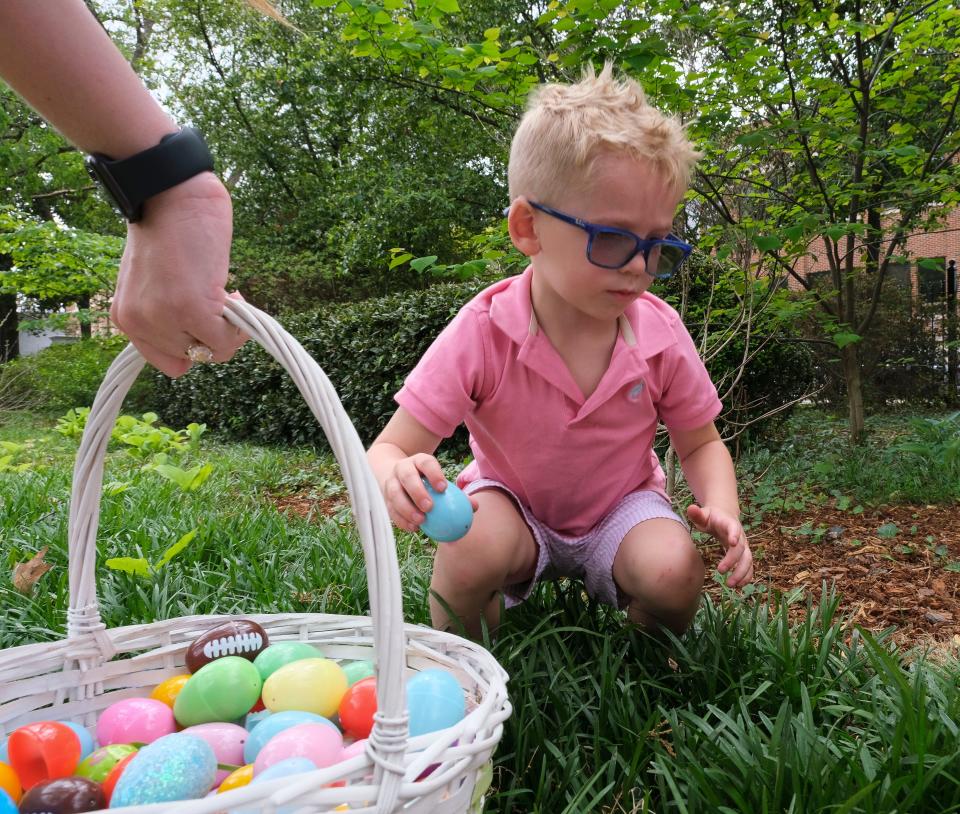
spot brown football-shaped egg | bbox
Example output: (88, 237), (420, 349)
(19, 777), (106, 814)
(184, 619), (269, 673)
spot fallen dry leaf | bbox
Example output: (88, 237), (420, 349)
(13, 546), (52, 594)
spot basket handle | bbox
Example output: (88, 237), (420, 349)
(66, 298), (409, 809)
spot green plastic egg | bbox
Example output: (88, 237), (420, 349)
(75, 743), (138, 783)
(173, 656), (262, 727)
(262, 658), (347, 718)
(252, 641), (321, 682)
(342, 659), (375, 686)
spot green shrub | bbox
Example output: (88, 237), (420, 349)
(2, 336), (155, 415)
(150, 263), (814, 453)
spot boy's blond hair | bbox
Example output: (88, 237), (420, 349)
(508, 63), (700, 205)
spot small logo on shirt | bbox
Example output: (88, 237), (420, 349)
(627, 381), (645, 401)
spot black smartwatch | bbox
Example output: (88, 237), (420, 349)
(86, 127), (215, 222)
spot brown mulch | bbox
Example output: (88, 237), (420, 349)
(705, 502), (960, 653)
(269, 489), (960, 653)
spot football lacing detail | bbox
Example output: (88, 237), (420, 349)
(202, 632), (263, 659)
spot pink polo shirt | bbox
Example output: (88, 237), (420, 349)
(395, 266), (722, 536)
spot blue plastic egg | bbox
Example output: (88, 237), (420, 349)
(58, 720), (96, 761)
(244, 708), (272, 732)
(110, 733), (216, 807)
(244, 710), (337, 764)
(419, 479), (473, 542)
(228, 758), (318, 814)
(406, 668), (466, 737)
(0, 737), (7, 763)
(0, 789), (15, 814)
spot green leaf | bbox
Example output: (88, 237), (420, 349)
(105, 557), (151, 577)
(155, 528), (199, 570)
(410, 255), (438, 272)
(877, 523), (899, 539)
(434, 0), (459, 12)
(832, 332), (861, 349)
(754, 235), (782, 252)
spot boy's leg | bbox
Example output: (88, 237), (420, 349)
(611, 518), (704, 635)
(429, 488), (538, 639)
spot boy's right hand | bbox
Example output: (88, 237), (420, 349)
(382, 453), (478, 533)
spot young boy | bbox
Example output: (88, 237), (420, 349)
(367, 64), (753, 639)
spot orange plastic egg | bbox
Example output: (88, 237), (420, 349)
(149, 675), (191, 708)
(101, 752), (137, 805)
(217, 764), (253, 794)
(0, 762), (21, 803)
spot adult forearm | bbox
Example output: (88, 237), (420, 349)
(679, 438), (741, 515)
(0, 0), (176, 157)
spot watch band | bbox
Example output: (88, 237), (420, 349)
(86, 127), (215, 222)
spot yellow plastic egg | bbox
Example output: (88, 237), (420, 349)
(262, 658), (348, 718)
(0, 761), (21, 804)
(217, 763), (254, 794)
(149, 674), (191, 708)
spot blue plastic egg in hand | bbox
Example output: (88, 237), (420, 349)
(419, 478), (473, 542)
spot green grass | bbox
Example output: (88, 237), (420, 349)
(4, 407), (960, 812)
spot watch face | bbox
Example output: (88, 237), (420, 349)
(86, 154), (139, 221)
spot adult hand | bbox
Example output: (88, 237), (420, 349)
(110, 172), (247, 377)
(686, 503), (754, 588)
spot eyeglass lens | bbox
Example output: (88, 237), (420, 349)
(590, 230), (682, 275)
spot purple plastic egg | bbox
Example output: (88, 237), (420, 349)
(253, 723), (343, 776)
(181, 722), (248, 787)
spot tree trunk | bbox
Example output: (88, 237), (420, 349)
(78, 293), (92, 339)
(0, 292), (19, 363)
(948, 260), (958, 405)
(842, 343), (865, 444)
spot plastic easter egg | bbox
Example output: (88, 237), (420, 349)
(419, 478), (473, 542)
(342, 659), (375, 686)
(217, 764), (253, 794)
(252, 641), (321, 682)
(338, 677), (377, 740)
(181, 723), (248, 787)
(149, 674), (191, 708)
(340, 738), (367, 761)
(262, 658), (347, 718)
(0, 739), (6, 763)
(96, 697), (176, 747)
(244, 708), (272, 732)
(75, 744), (137, 784)
(0, 762), (20, 803)
(253, 723), (343, 776)
(7, 721), (81, 790)
(173, 656), (263, 727)
(19, 777), (106, 814)
(56, 722), (95, 762)
(101, 753), (136, 805)
(185, 619), (269, 674)
(251, 756), (315, 784)
(406, 669), (466, 737)
(0, 790), (16, 814)
(109, 733), (216, 807)
(244, 711), (337, 764)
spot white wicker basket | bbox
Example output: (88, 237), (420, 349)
(0, 299), (511, 813)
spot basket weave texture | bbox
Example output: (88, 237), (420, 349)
(0, 300), (510, 813)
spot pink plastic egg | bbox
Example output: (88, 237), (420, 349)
(181, 723), (248, 787)
(96, 698), (176, 747)
(340, 739), (367, 761)
(253, 723), (343, 776)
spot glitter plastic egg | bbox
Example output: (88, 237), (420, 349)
(0, 762), (20, 803)
(96, 698), (176, 747)
(149, 675), (191, 708)
(252, 723), (343, 776)
(75, 745), (138, 784)
(338, 678), (377, 740)
(244, 711), (336, 764)
(342, 660), (375, 686)
(181, 723), (248, 787)
(262, 658), (347, 718)
(109, 733), (216, 807)
(252, 641), (321, 682)
(406, 669), (466, 737)
(216, 764), (253, 794)
(56, 723), (95, 762)
(173, 656), (263, 727)
(0, 790), (16, 814)
(18, 777), (106, 814)
(7, 721), (82, 790)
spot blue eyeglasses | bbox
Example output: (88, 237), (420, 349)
(528, 201), (692, 279)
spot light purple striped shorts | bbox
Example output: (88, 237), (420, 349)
(464, 478), (688, 609)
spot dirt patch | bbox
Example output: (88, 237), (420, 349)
(708, 502), (960, 652)
(269, 491), (349, 522)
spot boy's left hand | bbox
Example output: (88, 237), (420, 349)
(686, 504), (754, 589)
